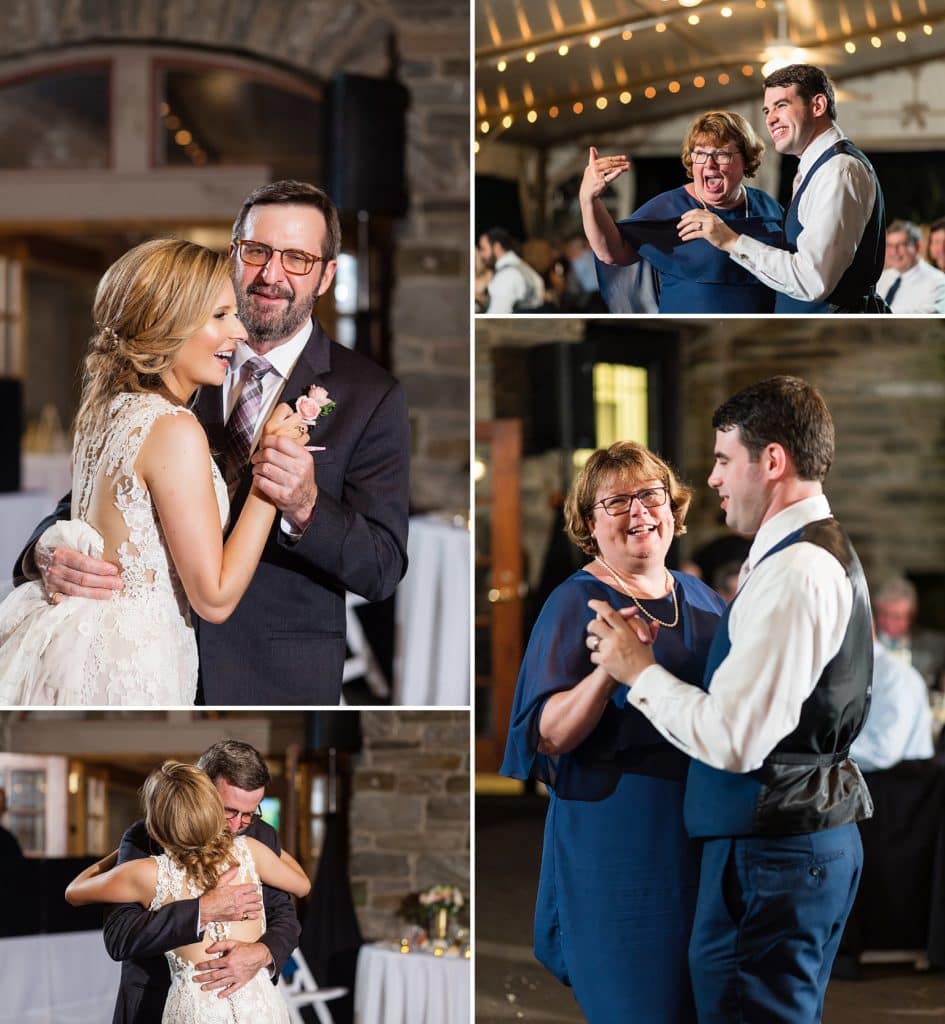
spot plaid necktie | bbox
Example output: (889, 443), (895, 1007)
(223, 355), (274, 486)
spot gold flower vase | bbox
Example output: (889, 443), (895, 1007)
(431, 907), (450, 942)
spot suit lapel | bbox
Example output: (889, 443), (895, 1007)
(279, 319), (333, 406)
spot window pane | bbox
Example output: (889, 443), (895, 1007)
(0, 66), (110, 169)
(158, 67), (324, 180)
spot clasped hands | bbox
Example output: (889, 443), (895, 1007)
(585, 600), (660, 687)
(193, 865), (272, 998)
(252, 402), (318, 533)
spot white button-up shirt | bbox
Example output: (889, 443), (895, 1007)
(629, 495), (853, 773)
(729, 126), (876, 303)
(876, 260), (945, 314)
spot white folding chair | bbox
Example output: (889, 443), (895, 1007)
(278, 947), (348, 1024)
(343, 592), (390, 699)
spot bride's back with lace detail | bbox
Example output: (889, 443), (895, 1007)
(0, 390), (228, 706)
(150, 835), (289, 1024)
(73, 392), (201, 607)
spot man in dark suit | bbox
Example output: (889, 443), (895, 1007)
(16, 180), (410, 704)
(103, 741), (300, 1024)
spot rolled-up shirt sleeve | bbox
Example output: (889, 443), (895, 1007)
(628, 543), (852, 772)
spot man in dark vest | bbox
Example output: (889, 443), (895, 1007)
(678, 64), (885, 313)
(586, 376), (873, 1023)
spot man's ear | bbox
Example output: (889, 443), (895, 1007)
(317, 259), (338, 298)
(763, 442), (791, 480)
(810, 93), (829, 118)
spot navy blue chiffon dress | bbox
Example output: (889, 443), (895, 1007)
(501, 569), (725, 1024)
(596, 185), (784, 313)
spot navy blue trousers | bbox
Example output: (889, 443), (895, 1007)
(689, 824), (862, 1023)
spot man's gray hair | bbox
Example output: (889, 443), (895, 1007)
(874, 576), (917, 608)
(888, 220), (922, 247)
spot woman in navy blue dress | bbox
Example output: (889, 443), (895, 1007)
(501, 442), (726, 1024)
(580, 111), (784, 312)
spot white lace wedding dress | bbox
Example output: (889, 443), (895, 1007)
(153, 835), (290, 1024)
(0, 392), (228, 705)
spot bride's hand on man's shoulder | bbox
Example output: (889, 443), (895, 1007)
(262, 403), (310, 447)
(579, 145), (631, 204)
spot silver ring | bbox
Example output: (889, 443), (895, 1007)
(590, 635), (600, 651)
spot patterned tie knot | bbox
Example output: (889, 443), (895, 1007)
(243, 355), (273, 382)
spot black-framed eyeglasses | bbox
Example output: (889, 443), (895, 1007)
(690, 148), (739, 166)
(234, 239), (324, 276)
(223, 805), (262, 827)
(589, 486), (668, 516)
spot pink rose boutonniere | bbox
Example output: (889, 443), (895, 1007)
(295, 384), (336, 425)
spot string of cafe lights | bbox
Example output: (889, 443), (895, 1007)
(475, 1), (940, 144)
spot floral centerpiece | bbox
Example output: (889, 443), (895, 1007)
(399, 885), (466, 943)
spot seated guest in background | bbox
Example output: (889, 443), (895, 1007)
(927, 217), (945, 272)
(477, 227), (547, 313)
(850, 640), (934, 772)
(876, 220), (945, 313)
(0, 788), (23, 857)
(874, 577), (945, 692)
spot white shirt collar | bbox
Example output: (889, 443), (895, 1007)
(230, 318), (314, 381)
(797, 124), (844, 179)
(746, 493), (832, 571)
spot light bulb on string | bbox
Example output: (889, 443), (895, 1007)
(845, 41), (856, 53)
(497, 60), (507, 72)
(589, 35), (601, 48)
(688, 15), (700, 26)
(526, 51), (536, 62)
(558, 44), (569, 55)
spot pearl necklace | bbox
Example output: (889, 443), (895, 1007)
(594, 556), (680, 629)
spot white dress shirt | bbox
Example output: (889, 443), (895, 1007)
(876, 260), (945, 314)
(629, 495), (853, 772)
(485, 251), (545, 313)
(850, 643), (933, 772)
(729, 126), (876, 303)
(224, 320), (313, 537)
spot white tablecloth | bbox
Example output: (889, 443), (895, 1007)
(0, 491), (58, 600)
(394, 515), (470, 706)
(0, 930), (121, 1024)
(354, 943), (469, 1024)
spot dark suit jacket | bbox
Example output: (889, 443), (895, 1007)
(14, 320), (410, 705)
(102, 817), (300, 1024)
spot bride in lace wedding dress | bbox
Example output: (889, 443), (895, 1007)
(0, 239), (308, 705)
(67, 762), (309, 1024)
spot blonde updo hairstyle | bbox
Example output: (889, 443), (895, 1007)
(142, 761), (234, 892)
(75, 238), (232, 438)
(564, 440), (692, 556)
(680, 110), (765, 179)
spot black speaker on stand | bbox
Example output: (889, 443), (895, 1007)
(0, 378), (23, 492)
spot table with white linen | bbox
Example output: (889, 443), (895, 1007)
(0, 491), (59, 600)
(393, 514), (470, 706)
(354, 942), (469, 1024)
(0, 929), (121, 1024)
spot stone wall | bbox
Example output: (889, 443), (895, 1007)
(349, 710), (469, 939)
(0, 0), (470, 514)
(476, 318), (945, 594)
